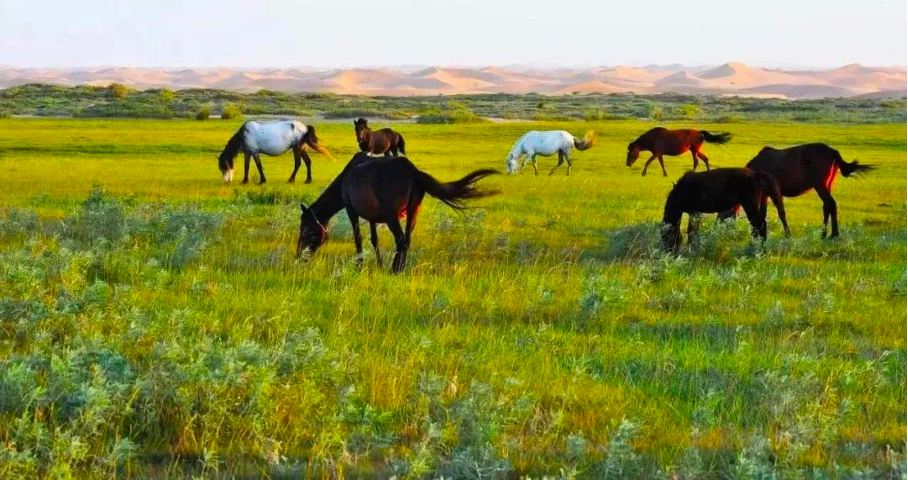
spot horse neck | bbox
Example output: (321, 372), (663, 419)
(310, 176), (345, 224)
(635, 132), (655, 150)
(662, 191), (684, 225)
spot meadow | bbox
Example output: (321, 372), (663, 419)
(0, 117), (905, 478)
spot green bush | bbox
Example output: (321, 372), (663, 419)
(160, 89), (175, 102)
(195, 105), (211, 121)
(221, 104), (243, 120)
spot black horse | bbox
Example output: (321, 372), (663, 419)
(663, 168), (789, 252)
(718, 143), (872, 238)
(297, 153), (498, 273)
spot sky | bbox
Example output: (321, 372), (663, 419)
(0, 0), (905, 68)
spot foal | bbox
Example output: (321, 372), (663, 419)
(662, 168), (789, 252)
(297, 153), (498, 273)
(627, 127), (732, 177)
(354, 118), (407, 156)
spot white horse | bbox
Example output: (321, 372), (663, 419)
(217, 120), (332, 184)
(505, 130), (596, 176)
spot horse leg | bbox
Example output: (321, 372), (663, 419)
(565, 152), (573, 176)
(300, 150), (313, 184)
(253, 153), (266, 184)
(658, 156), (668, 177)
(816, 186), (839, 238)
(288, 149), (302, 183)
(641, 154), (658, 176)
(687, 213), (701, 246)
(369, 222), (382, 267)
(691, 150), (699, 170)
(242, 153), (251, 184)
(549, 152), (565, 176)
(346, 207), (364, 267)
(741, 199), (765, 241)
(698, 151), (711, 171)
(387, 217), (407, 273)
(530, 155), (538, 176)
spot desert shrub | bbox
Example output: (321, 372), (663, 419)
(0, 208), (41, 238)
(107, 83), (132, 99)
(160, 88), (175, 102)
(195, 104), (211, 120)
(62, 188), (126, 247)
(675, 103), (701, 119)
(221, 104), (243, 120)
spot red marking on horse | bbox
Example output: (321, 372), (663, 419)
(397, 203), (421, 219)
(825, 165), (838, 191)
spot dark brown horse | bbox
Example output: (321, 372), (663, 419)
(354, 118), (407, 156)
(719, 143), (873, 238)
(662, 168), (789, 252)
(297, 153), (498, 273)
(627, 127), (732, 177)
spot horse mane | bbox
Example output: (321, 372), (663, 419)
(219, 122), (248, 167)
(632, 127), (667, 148)
(508, 131), (533, 158)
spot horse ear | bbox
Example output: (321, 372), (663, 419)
(299, 202), (309, 212)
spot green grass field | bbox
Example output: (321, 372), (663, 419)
(0, 118), (905, 478)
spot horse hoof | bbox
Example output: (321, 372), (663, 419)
(305, 179), (312, 184)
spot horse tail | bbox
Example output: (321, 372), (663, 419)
(754, 171), (789, 235)
(397, 133), (407, 156)
(414, 168), (499, 211)
(303, 125), (335, 160)
(833, 149), (874, 177)
(573, 129), (597, 151)
(701, 130), (733, 144)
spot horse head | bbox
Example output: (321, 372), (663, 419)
(217, 153), (235, 183)
(296, 203), (328, 257)
(353, 118), (370, 144)
(626, 143), (641, 166)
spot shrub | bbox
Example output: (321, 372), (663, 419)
(160, 89), (175, 102)
(676, 103), (701, 119)
(221, 104), (242, 120)
(107, 83), (131, 99)
(195, 105), (211, 121)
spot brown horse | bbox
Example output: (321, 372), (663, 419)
(627, 127), (732, 177)
(354, 118), (407, 156)
(719, 143), (873, 238)
(297, 153), (498, 273)
(662, 168), (788, 252)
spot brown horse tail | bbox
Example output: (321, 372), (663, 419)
(573, 129), (597, 151)
(303, 125), (335, 160)
(754, 171), (790, 235)
(414, 168), (499, 210)
(833, 151), (874, 177)
(701, 130), (733, 144)
(397, 134), (407, 156)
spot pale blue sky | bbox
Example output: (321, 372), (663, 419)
(1, 0), (904, 68)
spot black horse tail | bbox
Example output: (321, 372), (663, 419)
(701, 130), (733, 144)
(414, 168), (499, 210)
(397, 134), (407, 156)
(833, 150), (874, 177)
(754, 171), (790, 235)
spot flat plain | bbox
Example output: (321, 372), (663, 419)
(0, 118), (904, 477)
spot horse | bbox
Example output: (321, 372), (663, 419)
(627, 127), (732, 177)
(217, 120), (332, 184)
(662, 168), (789, 252)
(718, 143), (873, 239)
(505, 130), (596, 176)
(296, 153), (498, 273)
(354, 118), (407, 156)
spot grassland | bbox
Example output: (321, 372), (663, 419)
(0, 117), (904, 478)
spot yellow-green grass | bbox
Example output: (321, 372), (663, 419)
(0, 118), (904, 477)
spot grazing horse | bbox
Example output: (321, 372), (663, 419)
(505, 130), (596, 175)
(627, 127), (732, 177)
(354, 118), (407, 156)
(662, 168), (789, 252)
(719, 143), (873, 238)
(217, 120), (331, 184)
(297, 153), (498, 273)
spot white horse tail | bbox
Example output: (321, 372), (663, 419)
(573, 129), (597, 151)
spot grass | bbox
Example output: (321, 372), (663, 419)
(0, 117), (904, 477)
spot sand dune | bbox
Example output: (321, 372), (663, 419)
(0, 63), (903, 99)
